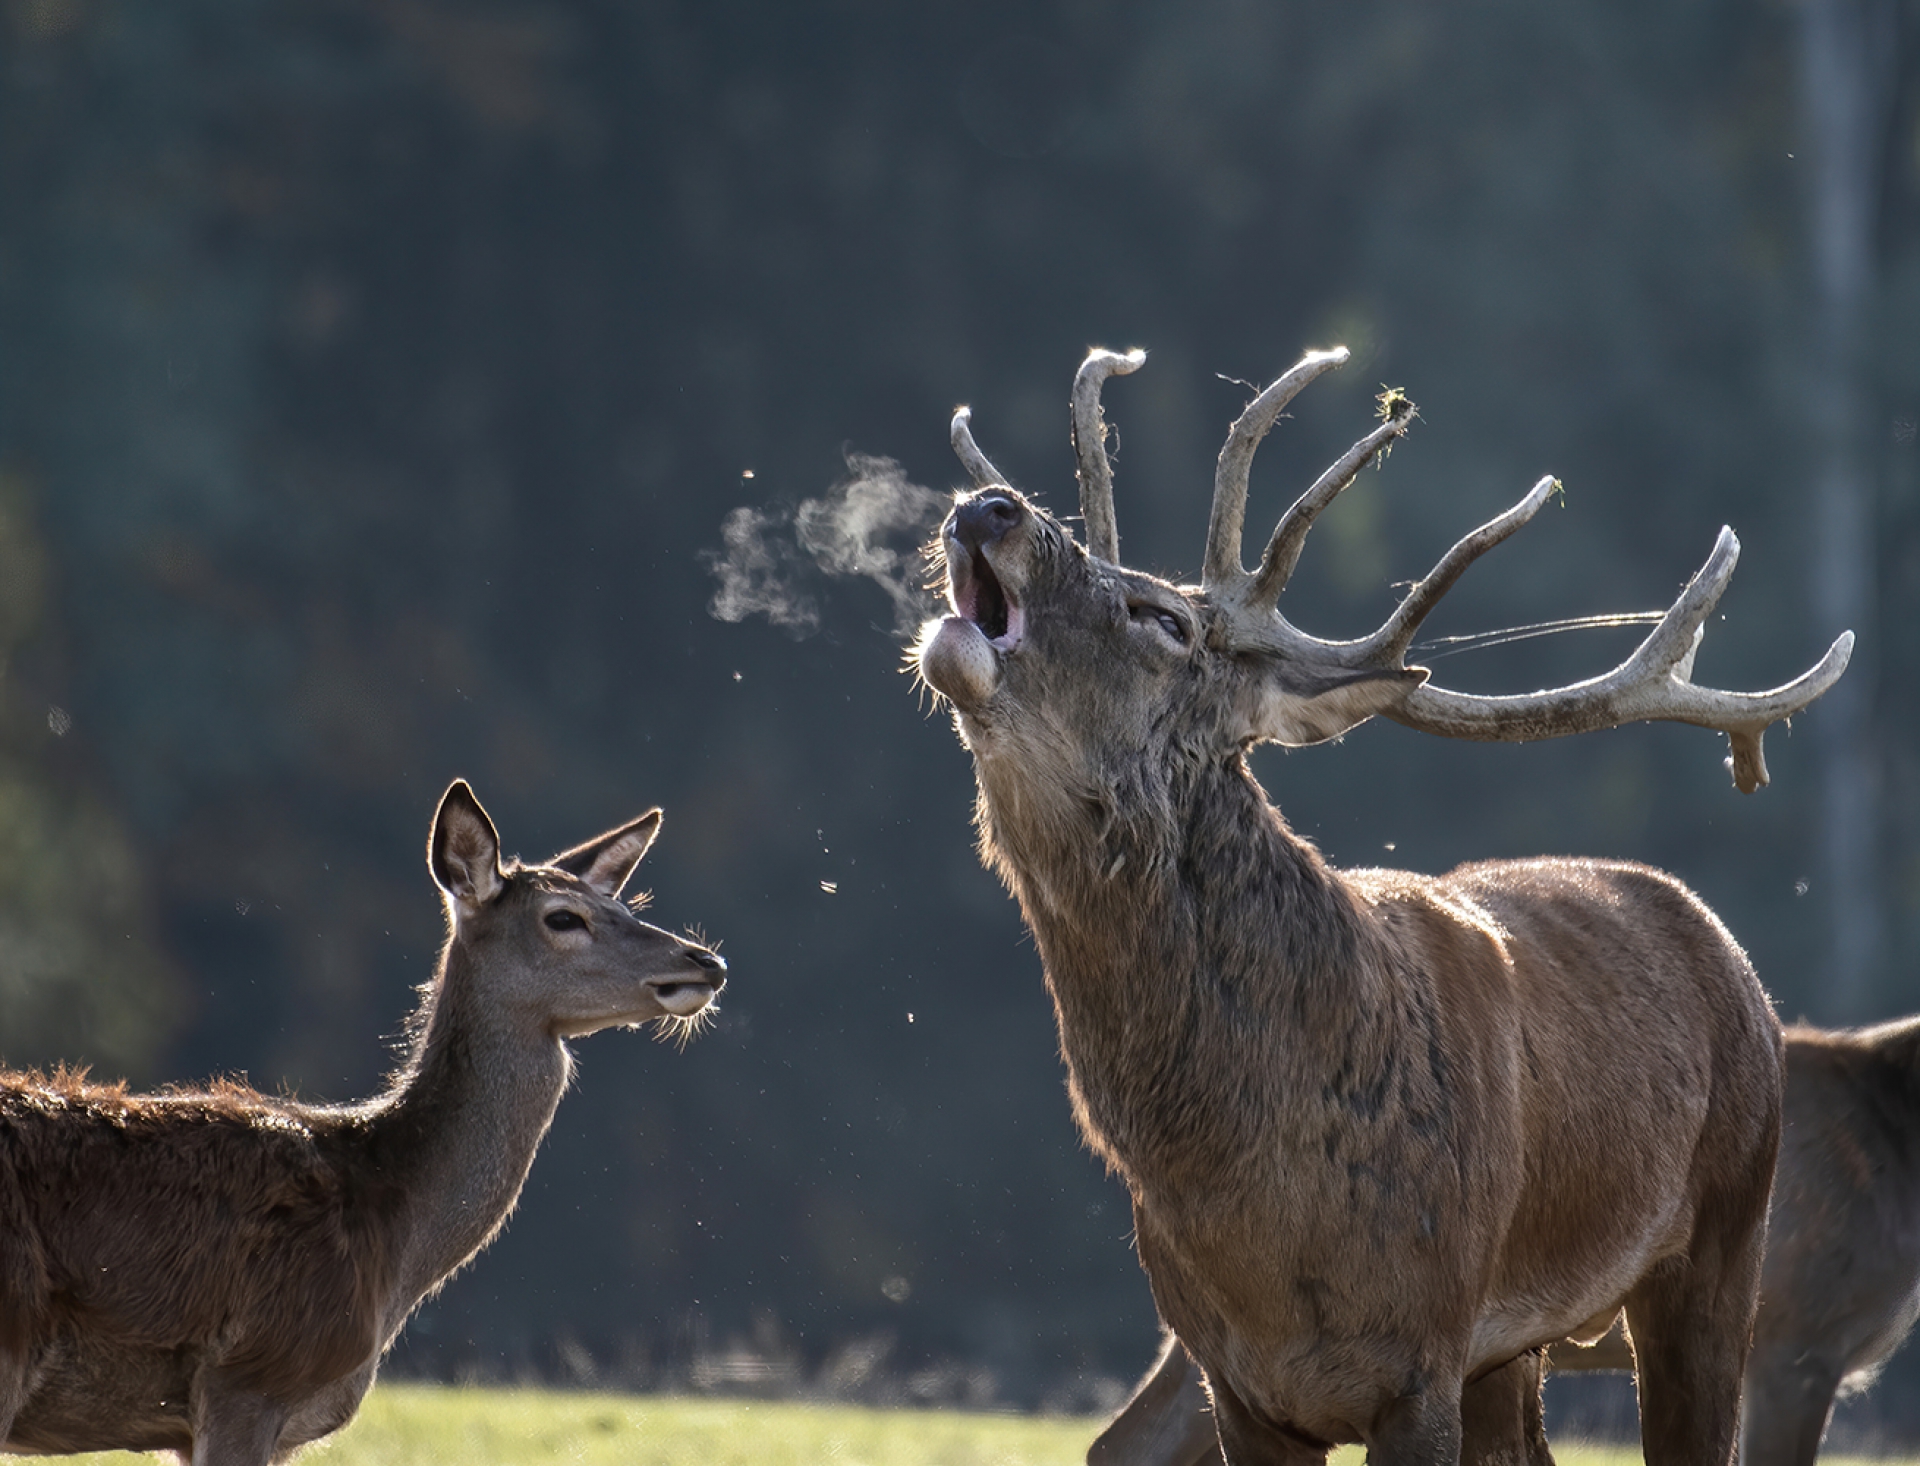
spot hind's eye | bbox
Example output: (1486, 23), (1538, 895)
(545, 910), (587, 932)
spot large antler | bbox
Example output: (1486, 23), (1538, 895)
(1201, 350), (1852, 792)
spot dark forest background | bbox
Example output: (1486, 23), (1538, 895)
(3, 0), (1920, 1440)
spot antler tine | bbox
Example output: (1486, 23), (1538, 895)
(951, 406), (1007, 490)
(1354, 475), (1560, 664)
(1071, 348), (1147, 563)
(1204, 348), (1350, 589)
(1380, 526), (1856, 792)
(1248, 398), (1419, 609)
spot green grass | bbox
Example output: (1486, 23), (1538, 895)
(25, 1384), (1913, 1464)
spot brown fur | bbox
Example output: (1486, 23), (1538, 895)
(1097, 1017), (1920, 1466)
(1744, 1018), (1920, 1465)
(916, 486), (1782, 1465)
(1093, 1331), (1552, 1466)
(0, 781), (723, 1464)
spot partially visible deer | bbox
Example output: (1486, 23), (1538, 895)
(0, 780), (725, 1464)
(912, 346), (1851, 1464)
(1745, 1017), (1920, 1465)
(1093, 1017), (1920, 1466)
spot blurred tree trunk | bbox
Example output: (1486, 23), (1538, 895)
(1797, 0), (1900, 1017)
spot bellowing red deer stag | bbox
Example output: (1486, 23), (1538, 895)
(0, 781), (725, 1464)
(912, 346), (1851, 1465)
(1094, 1017), (1920, 1466)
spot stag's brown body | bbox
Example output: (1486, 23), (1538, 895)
(0, 781), (724, 1463)
(978, 689), (1777, 1457)
(915, 348), (1849, 1465)
(1098, 1018), (1920, 1466)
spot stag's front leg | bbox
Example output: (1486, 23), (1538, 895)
(1361, 1381), (1464, 1466)
(1208, 1376), (1330, 1466)
(1458, 1352), (1553, 1466)
(1088, 1331), (1222, 1466)
(1738, 1340), (1840, 1466)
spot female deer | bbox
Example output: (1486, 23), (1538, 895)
(0, 780), (724, 1464)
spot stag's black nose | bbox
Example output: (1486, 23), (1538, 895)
(948, 493), (1023, 552)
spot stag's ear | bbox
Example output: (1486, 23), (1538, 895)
(550, 810), (662, 898)
(1250, 665), (1429, 748)
(430, 780), (506, 909)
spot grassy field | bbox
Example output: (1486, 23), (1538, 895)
(31, 1384), (1906, 1465)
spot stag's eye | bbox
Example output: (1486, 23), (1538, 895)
(1130, 603), (1190, 646)
(545, 909), (588, 932)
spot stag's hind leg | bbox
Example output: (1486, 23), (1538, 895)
(188, 1372), (291, 1466)
(1623, 1204), (1769, 1466)
(1208, 1377), (1330, 1466)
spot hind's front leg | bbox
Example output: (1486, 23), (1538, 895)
(1361, 1377), (1465, 1466)
(189, 1373), (290, 1466)
(0, 1346), (27, 1444)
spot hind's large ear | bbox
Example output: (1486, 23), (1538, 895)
(431, 780), (505, 911)
(551, 810), (662, 898)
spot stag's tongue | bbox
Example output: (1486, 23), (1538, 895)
(956, 547), (1011, 640)
(919, 616), (1001, 709)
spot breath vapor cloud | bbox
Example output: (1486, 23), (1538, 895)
(706, 453), (949, 637)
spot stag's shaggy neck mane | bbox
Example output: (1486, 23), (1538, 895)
(977, 745), (1413, 1201)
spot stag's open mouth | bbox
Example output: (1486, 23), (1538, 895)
(916, 519), (1028, 710)
(949, 542), (1025, 651)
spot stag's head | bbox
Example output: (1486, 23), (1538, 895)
(917, 347), (1852, 798)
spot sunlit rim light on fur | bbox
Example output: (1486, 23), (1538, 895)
(651, 1003), (717, 1052)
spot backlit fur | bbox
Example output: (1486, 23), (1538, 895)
(1097, 1018), (1920, 1466)
(0, 781), (723, 1463)
(918, 487), (1782, 1464)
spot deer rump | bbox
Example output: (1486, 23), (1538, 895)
(914, 347), (1831, 1459)
(0, 1082), (393, 1455)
